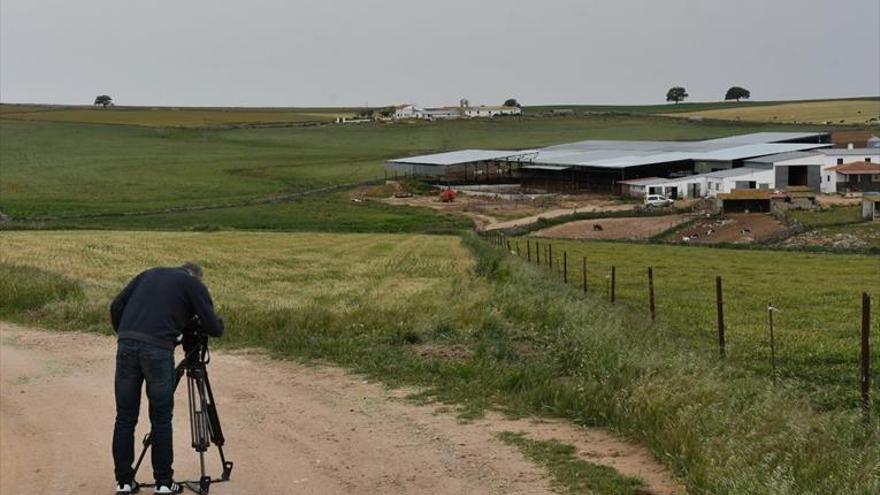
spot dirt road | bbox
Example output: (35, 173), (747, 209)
(1, 323), (682, 494)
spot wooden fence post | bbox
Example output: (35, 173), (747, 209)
(716, 276), (726, 358)
(527, 240), (532, 262)
(768, 302), (777, 378)
(861, 291), (872, 421)
(536, 241), (540, 265)
(610, 266), (616, 304)
(582, 257), (587, 295)
(515, 241), (521, 257)
(563, 251), (568, 284)
(648, 267), (656, 322)
(549, 244), (553, 270)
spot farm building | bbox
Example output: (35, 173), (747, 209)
(716, 190), (773, 213)
(387, 131), (832, 194)
(389, 101), (521, 120)
(829, 162), (880, 194)
(385, 149), (538, 180)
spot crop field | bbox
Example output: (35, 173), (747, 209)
(516, 237), (880, 408)
(0, 115), (820, 220)
(0, 104), (354, 127)
(0, 231), (483, 339)
(670, 98), (880, 124)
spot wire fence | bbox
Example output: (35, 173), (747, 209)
(483, 231), (875, 423)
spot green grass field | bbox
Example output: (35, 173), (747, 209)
(0, 115), (822, 220)
(0, 104), (355, 127)
(515, 237), (880, 408)
(1, 231), (877, 494)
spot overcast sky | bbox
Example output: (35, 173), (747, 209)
(2, 0), (878, 107)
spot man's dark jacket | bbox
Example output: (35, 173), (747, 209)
(110, 267), (224, 350)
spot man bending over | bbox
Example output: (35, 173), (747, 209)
(110, 262), (224, 494)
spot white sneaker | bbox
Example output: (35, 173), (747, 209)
(116, 481), (140, 494)
(154, 482), (184, 494)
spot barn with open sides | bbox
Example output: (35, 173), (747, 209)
(386, 132), (831, 194)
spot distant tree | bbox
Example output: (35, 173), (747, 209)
(666, 87), (688, 104)
(358, 108), (375, 118)
(94, 95), (113, 107)
(725, 86), (751, 101)
(503, 98), (521, 108)
(378, 106), (395, 118)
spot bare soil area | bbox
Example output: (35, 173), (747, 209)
(533, 215), (691, 240)
(381, 192), (639, 231)
(673, 213), (787, 244)
(780, 222), (880, 250)
(1, 323), (683, 495)
(815, 195), (862, 208)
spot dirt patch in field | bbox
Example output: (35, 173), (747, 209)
(382, 192), (639, 231)
(673, 213), (787, 244)
(412, 343), (473, 362)
(780, 222), (880, 250)
(1, 323), (683, 495)
(533, 214), (691, 240)
(815, 195), (862, 208)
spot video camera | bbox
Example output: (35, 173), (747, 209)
(181, 315), (209, 354)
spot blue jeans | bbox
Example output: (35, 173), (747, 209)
(112, 339), (175, 485)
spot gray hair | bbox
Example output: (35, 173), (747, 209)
(181, 262), (204, 279)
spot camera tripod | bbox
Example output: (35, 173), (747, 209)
(132, 337), (233, 494)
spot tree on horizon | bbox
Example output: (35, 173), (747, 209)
(725, 86), (751, 101)
(94, 95), (113, 108)
(666, 87), (688, 104)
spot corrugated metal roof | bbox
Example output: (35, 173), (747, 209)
(691, 143), (829, 161)
(819, 148), (880, 156)
(701, 132), (829, 145)
(704, 167), (775, 179)
(520, 165), (571, 171)
(746, 151), (822, 164)
(618, 177), (668, 186)
(387, 149), (531, 166)
(387, 132), (835, 171)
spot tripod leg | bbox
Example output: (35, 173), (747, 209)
(201, 367), (234, 480)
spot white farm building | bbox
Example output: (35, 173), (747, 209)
(387, 131), (844, 195)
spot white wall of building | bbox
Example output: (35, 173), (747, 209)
(818, 150), (879, 193)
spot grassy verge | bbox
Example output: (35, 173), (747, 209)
(1, 231), (878, 493)
(497, 431), (644, 495)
